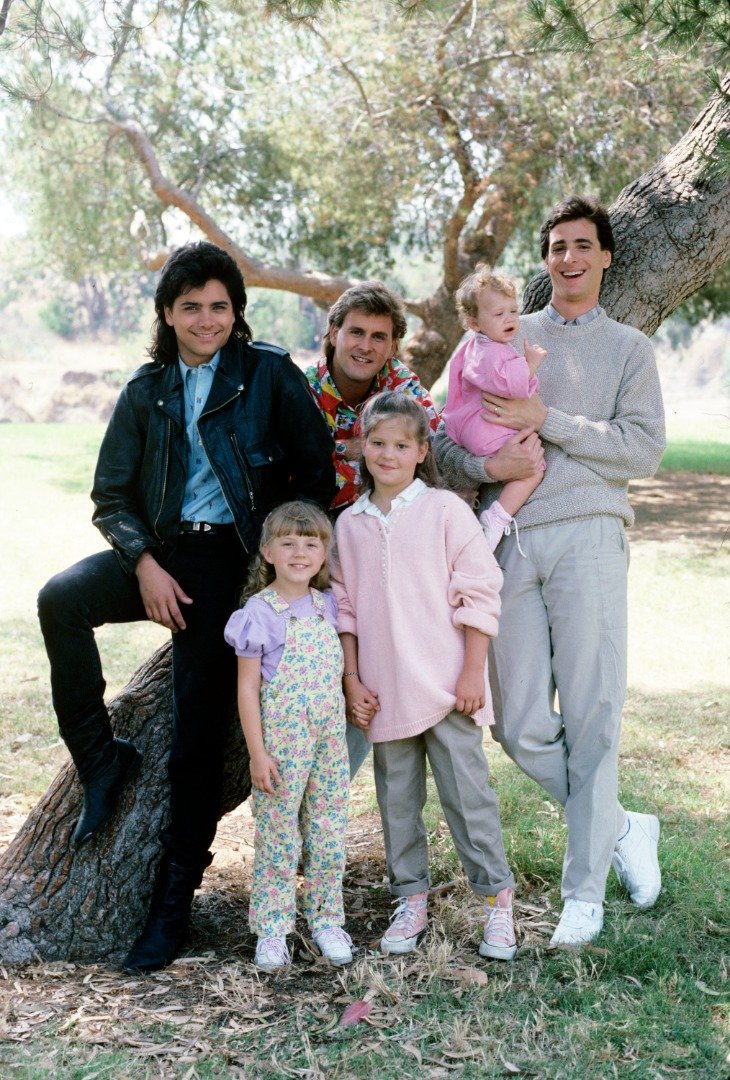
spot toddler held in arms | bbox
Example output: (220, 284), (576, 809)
(443, 267), (546, 550)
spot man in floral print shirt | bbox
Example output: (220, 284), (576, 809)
(305, 281), (439, 513)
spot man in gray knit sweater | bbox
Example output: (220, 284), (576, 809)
(435, 195), (666, 947)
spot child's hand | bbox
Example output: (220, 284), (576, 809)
(250, 752), (282, 795)
(524, 339), (547, 373)
(455, 668), (486, 717)
(344, 676), (380, 730)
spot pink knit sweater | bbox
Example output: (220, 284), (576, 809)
(332, 486), (502, 741)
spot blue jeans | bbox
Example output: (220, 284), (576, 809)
(38, 532), (248, 864)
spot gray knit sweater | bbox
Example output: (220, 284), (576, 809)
(434, 308), (666, 529)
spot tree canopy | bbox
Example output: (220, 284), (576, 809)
(1, 0), (728, 379)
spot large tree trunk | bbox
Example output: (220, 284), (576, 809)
(0, 645), (251, 964)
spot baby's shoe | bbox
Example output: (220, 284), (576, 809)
(479, 887), (517, 961)
(313, 926), (354, 965)
(380, 892), (428, 955)
(254, 935), (291, 972)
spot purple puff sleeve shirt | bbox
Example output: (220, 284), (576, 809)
(224, 588), (339, 682)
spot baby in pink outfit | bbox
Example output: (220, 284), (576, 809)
(443, 267), (546, 550)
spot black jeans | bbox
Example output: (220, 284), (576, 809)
(38, 531), (248, 864)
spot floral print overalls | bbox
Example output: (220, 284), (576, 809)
(249, 588), (349, 937)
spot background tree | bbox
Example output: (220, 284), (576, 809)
(2, 0), (727, 383)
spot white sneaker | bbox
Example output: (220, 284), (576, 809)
(550, 899), (604, 946)
(254, 935), (290, 972)
(313, 926), (353, 965)
(380, 893), (428, 955)
(612, 812), (661, 909)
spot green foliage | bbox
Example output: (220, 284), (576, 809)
(38, 296), (77, 338)
(247, 289), (323, 351)
(1, 0), (715, 289)
(530, 0), (729, 66)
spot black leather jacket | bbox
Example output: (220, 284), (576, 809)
(91, 336), (336, 572)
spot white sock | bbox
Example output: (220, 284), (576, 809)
(479, 501), (513, 551)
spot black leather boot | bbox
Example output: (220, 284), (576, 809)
(72, 737), (142, 847)
(123, 853), (213, 973)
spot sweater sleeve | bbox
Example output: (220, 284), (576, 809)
(539, 336), (665, 481)
(330, 525), (357, 636)
(434, 421), (493, 488)
(444, 500), (502, 637)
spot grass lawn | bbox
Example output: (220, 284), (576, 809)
(0, 421), (727, 1079)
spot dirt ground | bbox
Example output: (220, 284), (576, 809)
(629, 470), (729, 550)
(0, 468), (727, 1071)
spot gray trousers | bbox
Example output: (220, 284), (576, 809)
(490, 517), (629, 902)
(346, 723), (372, 778)
(373, 710), (515, 898)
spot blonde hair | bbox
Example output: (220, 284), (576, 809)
(358, 392), (442, 493)
(241, 501), (333, 603)
(455, 266), (518, 329)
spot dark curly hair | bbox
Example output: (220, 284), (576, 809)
(149, 242), (253, 365)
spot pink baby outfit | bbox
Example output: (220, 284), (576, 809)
(443, 332), (540, 456)
(224, 587), (349, 938)
(332, 484), (502, 740)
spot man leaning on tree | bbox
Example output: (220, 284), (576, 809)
(37, 241), (335, 973)
(435, 195), (666, 946)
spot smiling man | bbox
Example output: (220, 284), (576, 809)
(37, 241), (335, 972)
(435, 195), (666, 947)
(306, 281), (440, 513)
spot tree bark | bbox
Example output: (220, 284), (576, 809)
(0, 644), (251, 964)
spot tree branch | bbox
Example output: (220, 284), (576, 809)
(0, 0), (13, 36)
(110, 117), (360, 304)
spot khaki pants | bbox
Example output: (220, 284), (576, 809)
(374, 710), (514, 898)
(490, 516), (629, 902)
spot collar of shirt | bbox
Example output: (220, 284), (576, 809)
(179, 349), (221, 393)
(546, 303), (603, 326)
(351, 478), (427, 522)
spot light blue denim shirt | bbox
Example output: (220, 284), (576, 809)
(179, 352), (233, 524)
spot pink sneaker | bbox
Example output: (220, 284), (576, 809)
(380, 892), (428, 955)
(479, 502), (513, 552)
(479, 887), (517, 961)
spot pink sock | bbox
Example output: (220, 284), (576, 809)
(479, 502), (513, 551)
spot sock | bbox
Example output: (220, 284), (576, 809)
(479, 501), (513, 551)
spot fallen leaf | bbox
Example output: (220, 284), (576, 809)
(339, 1000), (372, 1027)
(446, 966), (489, 986)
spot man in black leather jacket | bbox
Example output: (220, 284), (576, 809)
(37, 242), (335, 972)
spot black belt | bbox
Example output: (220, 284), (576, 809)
(179, 521), (236, 536)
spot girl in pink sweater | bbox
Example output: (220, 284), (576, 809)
(332, 392), (516, 961)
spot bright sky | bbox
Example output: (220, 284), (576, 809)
(0, 196), (26, 237)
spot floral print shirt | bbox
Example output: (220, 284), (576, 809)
(305, 356), (440, 511)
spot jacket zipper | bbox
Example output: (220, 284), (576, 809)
(229, 431), (256, 514)
(154, 417), (171, 539)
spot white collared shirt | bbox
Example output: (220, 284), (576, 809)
(350, 478), (427, 524)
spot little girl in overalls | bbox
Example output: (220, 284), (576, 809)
(224, 501), (351, 972)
